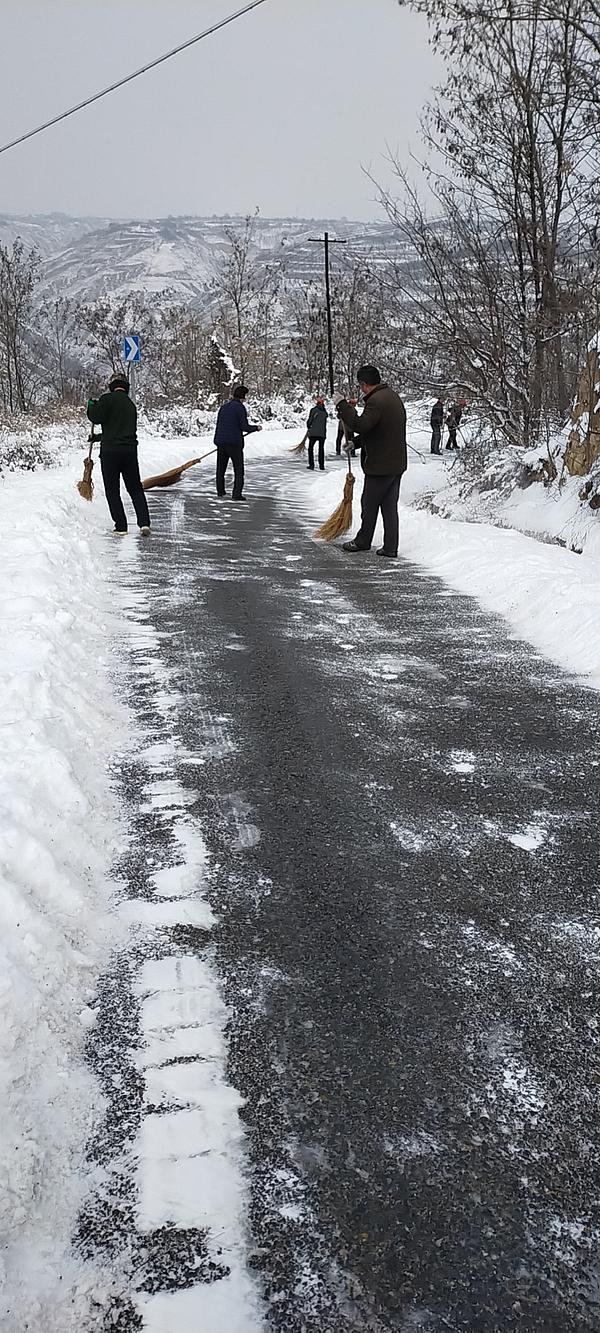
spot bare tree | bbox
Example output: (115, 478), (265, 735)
(150, 302), (213, 402)
(77, 296), (155, 393)
(330, 259), (389, 391)
(387, 0), (599, 448)
(38, 296), (82, 402)
(213, 214), (257, 381)
(285, 282), (329, 392)
(213, 213), (284, 390)
(0, 240), (40, 412)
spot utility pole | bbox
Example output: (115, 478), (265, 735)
(308, 231), (347, 396)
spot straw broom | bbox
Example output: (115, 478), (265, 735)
(77, 430), (99, 501)
(289, 431), (307, 455)
(315, 426), (355, 541)
(143, 447), (216, 490)
(144, 430), (268, 489)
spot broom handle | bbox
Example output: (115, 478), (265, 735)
(342, 424), (353, 476)
(87, 428), (101, 459)
(195, 434), (262, 464)
(145, 434), (261, 482)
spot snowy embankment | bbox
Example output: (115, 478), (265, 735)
(0, 429), (127, 1327)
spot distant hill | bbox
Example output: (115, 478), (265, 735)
(0, 213), (405, 307)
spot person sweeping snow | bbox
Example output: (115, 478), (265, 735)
(86, 373), (151, 535)
(214, 384), (262, 500)
(335, 365), (407, 559)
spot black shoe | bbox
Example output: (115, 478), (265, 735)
(377, 548), (397, 559)
(342, 540), (369, 553)
(307, 466), (314, 471)
(216, 492), (228, 498)
(232, 495), (247, 502)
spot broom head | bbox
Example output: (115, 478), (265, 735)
(289, 434), (307, 454)
(143, 456), (202, 490)
(314, 472), (355, 541)
(77, 455), (94, 502)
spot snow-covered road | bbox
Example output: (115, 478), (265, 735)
(1, 425), (599, 1330)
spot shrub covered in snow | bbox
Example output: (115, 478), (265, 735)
(0, 428), (56, 473)
(0, 409), (84, 475)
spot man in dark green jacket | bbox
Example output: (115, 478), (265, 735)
(336, 365), (407, 559)
(87, 373), (150, 534)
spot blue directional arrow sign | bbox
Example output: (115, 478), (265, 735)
(123, 334), (141, 364)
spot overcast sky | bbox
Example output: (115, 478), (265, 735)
(0, 0), (438, 221)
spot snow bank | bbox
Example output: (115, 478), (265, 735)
(0, 453), (126, 1329)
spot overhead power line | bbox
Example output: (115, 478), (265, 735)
(0, 0), (269, 159)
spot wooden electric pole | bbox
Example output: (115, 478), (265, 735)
(308, 231), (347, 396)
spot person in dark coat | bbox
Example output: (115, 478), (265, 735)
(430, 398), (444, 454)
(336, 398), (358, 455)
(214, 384), (262, 500)
(446, 401), (462, 450)
(306, 396), (328, 471)
(336, 365), (407, 559)
(87, 373), (150, 535)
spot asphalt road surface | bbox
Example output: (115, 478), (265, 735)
(85, 456), (600, 1332)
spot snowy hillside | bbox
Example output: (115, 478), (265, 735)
(0, 212), (405, 307)
(0, 212), (110, 259)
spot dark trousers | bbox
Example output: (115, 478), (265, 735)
(336, 426), (356, 456)
(308, 436), (325, 470)
(431, 424), (442, 453)
(446, 425), (458, 450)
(216, 443), (244, 498)
(355, 473), (403, 555)
(100, 449), (150, 531)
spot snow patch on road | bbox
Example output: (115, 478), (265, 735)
(390, 823), (429, 852)
(508, 822), (548, 851)
(461, 923), (523, 976)
(449, 749), (476, 774)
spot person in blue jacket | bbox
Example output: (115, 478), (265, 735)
(214, 384), (262, 500)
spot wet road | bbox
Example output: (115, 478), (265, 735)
(89, 456), (600, 1331)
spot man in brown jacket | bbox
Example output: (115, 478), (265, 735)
(336, 365), (407, 558)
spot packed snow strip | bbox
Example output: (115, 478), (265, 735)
(108, 549), (263, 1331)
(0, 451), (129, 1329)
(134, 950), (262, 1332)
